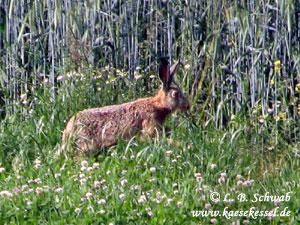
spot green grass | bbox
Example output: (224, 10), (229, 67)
(1, 0), (300, 223)
(0, 72), (299, 225)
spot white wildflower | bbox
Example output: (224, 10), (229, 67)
(119, 193), (126, 200)
(35, 187), (43, 195)
(54, 187), (63, 193)
(86, 192), (93, 198)
(137, 195), (146, 204)
(237, 180), (244, 186)
(80, 178), (87, 185)
(205, 203), (211, 209)
(166, 150), (173, 156)
(97, 199), (106, 205)
(211, 218), (218, 224)
(210, 164), (217, 169)
(184, 64), (191, 70)
(74, 208), (81, 213)
(97, 209), (106, 214)
(120, 179), (128, 186)
(81, 160), (88, 168)
(148, 178), (156, 183)
(220, 172), (227, 178)
(166, 198), (173, 204)
(27, 200), (33, 206)
(149, 167), (156, 173)
(236, 175), (244, 180)
(35, 178), (42, 184)
(218, 177), (226, 184)
(93, 181), (101, 189)
(92, 162), (100, 169)
(176, 201), (183, 207)
(0, 190), (13, 198)
(54, 173), (61, 179)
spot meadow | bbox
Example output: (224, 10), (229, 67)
(0, 0), (300, 224)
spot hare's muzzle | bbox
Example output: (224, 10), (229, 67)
(179, 101), (190, 112)
(184, 103), (190, 111)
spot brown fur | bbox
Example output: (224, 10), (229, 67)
(62, 60), (189, 156)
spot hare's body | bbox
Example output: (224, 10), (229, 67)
(62, 59), (189, 156)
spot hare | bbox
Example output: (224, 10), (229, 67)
(62, 58), (190, 156)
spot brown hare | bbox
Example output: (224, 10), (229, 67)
(62, 58), (190, 156)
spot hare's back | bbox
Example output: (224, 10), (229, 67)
(73, 101), (149, 143)
(76, 104), (127, 124)
(75, 100), (148, 128)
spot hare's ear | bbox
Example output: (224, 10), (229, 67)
(159, 58), (170, 90)
(167, 60), (180, 87)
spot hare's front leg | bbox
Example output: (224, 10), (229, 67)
(139, 119), (157, 142)
(139, 118), (170, 141)
(139, 119), (176, 145)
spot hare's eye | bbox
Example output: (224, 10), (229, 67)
(171, 90), (179, 98)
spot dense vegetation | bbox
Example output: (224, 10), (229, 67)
(0, 0), (299, 224)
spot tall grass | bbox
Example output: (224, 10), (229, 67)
(1, 1), (299, 127)
(0, 0), (299, 224)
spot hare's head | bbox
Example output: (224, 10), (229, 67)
(157, 58), (190, 112)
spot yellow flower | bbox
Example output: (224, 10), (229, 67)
(94, 74), (102, 79)
(257, 104), (262, 110)
(135, 74), (143, 80)
(274, 115), (280, 122)
(258, 116), (265, 124)
(295, 83), (300, 92)
(22, 99), (29, 105)
(57, 75), (63, 81)
(274, 60), (281, 67)
(119, 71), (126, 77)
(274, 60), (282, 72)
(270, 79), (275, 85)
(20, 93), (27, 100)
(279, 112), (287, 119)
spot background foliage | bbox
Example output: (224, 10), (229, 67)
(1, 0), (300, 123)
(0, 0), (299, 224)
